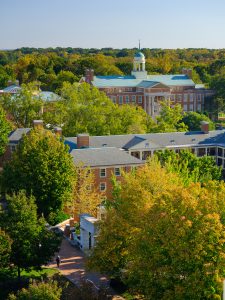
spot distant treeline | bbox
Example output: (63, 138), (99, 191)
(1, 47), (225, 95)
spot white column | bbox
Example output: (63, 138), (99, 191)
(144, 96), (147, 112)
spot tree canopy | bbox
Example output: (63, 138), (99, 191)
(0, 105), (11, 156)
(182, 111), (215, 131)
(1, 128), (75, 224)
(8, 280), (62, 300)
(0, 83), (43, 127)
(155, 149), (222, 184)
(0, 191), (61, 279)
(59, 82), (153, 136)
(89, 160), (225, 299)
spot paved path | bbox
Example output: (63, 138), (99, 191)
(48, 238), (114, 293)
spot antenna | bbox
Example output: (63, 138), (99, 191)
(139, 39), (141, 50)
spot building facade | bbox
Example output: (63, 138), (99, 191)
(82, 52), (213, 118)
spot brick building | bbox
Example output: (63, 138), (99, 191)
(70, 134), (144, 199)
(81, 52), (213, 118)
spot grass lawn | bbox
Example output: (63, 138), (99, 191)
(21, 267), (58, 279)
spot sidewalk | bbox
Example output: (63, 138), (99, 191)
(48, 238), (113, 292)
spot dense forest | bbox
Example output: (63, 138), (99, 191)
(1, 47), (225, 93)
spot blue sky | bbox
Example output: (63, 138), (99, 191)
(1, 0), (225, 49)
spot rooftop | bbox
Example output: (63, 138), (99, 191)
(71, 147), (144, 167)
(65, 129), (225, 152)
(92, 74), (195, 88)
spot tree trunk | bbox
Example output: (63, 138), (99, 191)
(18, 265), (21, 282)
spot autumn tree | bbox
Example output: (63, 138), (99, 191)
(67, 166), (102, 218)
(89, 160), (225, 299)
(1, 128), (75, 224)
(0, 191), (61, 280)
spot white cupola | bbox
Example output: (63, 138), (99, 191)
(131, 51), (147, 79)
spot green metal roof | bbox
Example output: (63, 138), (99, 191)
(147, 75), (195, 86)
(92, 74), (195, 88)
(134, 52), (145, 58)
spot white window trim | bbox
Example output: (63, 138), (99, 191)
(100, 182), (106, 192)
(100, 168), (106, 177)
(114, 167), (121, 176)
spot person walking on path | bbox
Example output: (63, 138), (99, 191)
(56, 255), (61, 268)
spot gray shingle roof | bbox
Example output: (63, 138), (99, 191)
(65, 129), (225, 152)
(71, 147), (144, 167)
(8, 128), (31, 143)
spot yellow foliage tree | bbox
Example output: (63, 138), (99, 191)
(89, 159), (225, 299)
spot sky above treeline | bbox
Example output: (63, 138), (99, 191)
(1, 0), (225, 49)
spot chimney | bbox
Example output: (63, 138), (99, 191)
(77, 134), (89, 149)
(33, 120), (44, 129)
(85, 69), (94, 84)
(7, 80), (13, 87)
(54, 127), (62, 136)
(200, 121), (209, 134)
(182, 68), (192, 79)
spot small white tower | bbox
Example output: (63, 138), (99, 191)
(131, 51), (147, 79)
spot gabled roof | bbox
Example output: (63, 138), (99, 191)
(2, 85), (21, 93)
(71, 147), (144, 167)
(8, 128), (31, 143)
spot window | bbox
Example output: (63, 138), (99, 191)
(10, 145), (16, 152)
(132, 95), (136, 103)
(114, 167), (121, 176)
(183, 104), (188, 112)
(197, 104), (201, 111)
(138, 96), (142, 103)
(100, 182), (106, 191)
(125, 95), (129, 103)
(189, 104), (194, 111)
(100, 168), (106, 177)
(177, 94), (182, 102)
(112, 96), (116, 104)
(119, 96), (123, 104)
(218, 148), (223, 157)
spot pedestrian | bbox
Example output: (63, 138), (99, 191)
(56, 255), (61, 268)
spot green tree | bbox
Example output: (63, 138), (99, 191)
(0, 105), (11, 155)
(182, 111), (215, 131)
(0, 229), (12, 269)
(61, 82), (151, 136)
(155, 149), (222, 184)
(154, 101), (188, 132)
(1, 128), (75, 223)
(0, 83), (43, 127)
(0, 191), (61, 279)
(8, 280), (62, 300)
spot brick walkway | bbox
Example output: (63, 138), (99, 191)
(48, 238), (114, 293)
